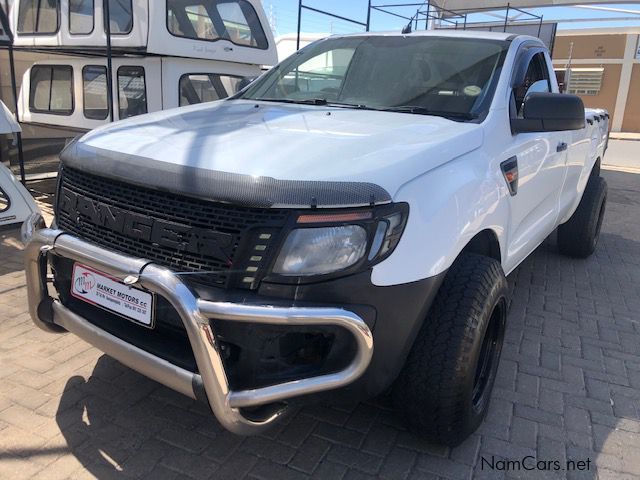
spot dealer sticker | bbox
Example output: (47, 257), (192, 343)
(71, 263), (154, 327)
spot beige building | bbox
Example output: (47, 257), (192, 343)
(552, 27), (640, 133)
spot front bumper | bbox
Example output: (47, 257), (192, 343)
(23, 213), (373, 435)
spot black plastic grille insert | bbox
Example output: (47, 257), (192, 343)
(56, 167), (291, 289)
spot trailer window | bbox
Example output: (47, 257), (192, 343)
(167, 0), (268, 50)
(179, 73), (244, 106)
(18, 0), (60, 34)
(117, 66), (147, 119)
(83, 65), (108, 120)
(30, 65), (74, 115)
(70, 0), (94, 35)
(103, 0), (133, 35)
(0, 187), (9, 213)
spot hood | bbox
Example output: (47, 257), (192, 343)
(69, 100), (484, 207)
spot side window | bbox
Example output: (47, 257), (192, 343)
(179, 73), (244, 106)
(29, 65), (74, 115)
(104, 0), (133, 35)
(18, 0), (60, 34)
(217, 1), (262, 47)
(117, 66), (147, 119)
(514, 52), (551, 116)
(0, 187), (9, 213)
(70, 0), (94, 35)
(83, 65), (108, 120)
(166, 0), (268, 49)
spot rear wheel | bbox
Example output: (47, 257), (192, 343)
(393, 253), (508, 446)
(558, 175), (607, 258)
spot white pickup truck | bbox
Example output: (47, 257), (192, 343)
(23, 30), (609, 446)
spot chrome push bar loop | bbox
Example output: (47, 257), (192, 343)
(23, 215), (374, 435)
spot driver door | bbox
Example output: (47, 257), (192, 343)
(503, 52), (570, 266)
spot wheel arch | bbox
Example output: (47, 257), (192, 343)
(591, 157), (601, 178)
(459, 229), (502, 263)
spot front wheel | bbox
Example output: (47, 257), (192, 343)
(393, 253), (508, 446)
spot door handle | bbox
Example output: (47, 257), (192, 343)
(557, 142), (568, 152)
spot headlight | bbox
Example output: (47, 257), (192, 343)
(273, 225), (368, 276)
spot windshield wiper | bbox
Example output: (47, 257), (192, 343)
(375, 106), (478, 121)
(254, 98), (329, 105)
(254, 98), (370, 109)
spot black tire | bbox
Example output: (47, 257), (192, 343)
(393, 253), (508, 446)
(557, 175), (607, 258)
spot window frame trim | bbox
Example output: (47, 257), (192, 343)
(17, 0), (62, 36)
(82, 64), (109, 120)
(116, 65), (148, 120)
(69, 0), (96, 36)
(29, 64), (75, 116)
(165, 0), (270, 51)
(103, 0), (134, 36)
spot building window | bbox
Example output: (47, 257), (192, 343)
(103, 0), (133, 35)
(179, 73), (245, 106)
(0, 187), (9, 213)
(117, 66), (147, 119)
(565, 67), (605, 96)
(83, 65), (108, 120)
(17, 0), (60, 34)
(69, 0), (94, 35)
(167, 0), (268, 50)
(29, 65), (74, 115)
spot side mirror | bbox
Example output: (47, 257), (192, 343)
(511, 92), (585, 134)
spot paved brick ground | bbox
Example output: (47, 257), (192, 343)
(1, 168), (640, 480)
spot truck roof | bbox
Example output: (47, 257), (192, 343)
(324, 29), (540, 44)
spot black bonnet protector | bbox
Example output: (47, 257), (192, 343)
(60, 140), (392, 209)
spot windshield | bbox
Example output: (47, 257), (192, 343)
(240, 35), (509, 120)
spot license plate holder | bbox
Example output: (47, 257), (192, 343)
(71, 263), (155, 328)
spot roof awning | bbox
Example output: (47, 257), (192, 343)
(0, 101), (21, 135)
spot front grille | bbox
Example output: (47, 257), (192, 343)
(56, 167), (291, 289)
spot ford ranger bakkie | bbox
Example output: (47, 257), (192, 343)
(23, 30), (609, 445)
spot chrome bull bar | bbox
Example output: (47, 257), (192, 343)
(22, 213), (374, 435)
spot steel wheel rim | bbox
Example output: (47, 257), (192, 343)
(472, 298), (506, 411)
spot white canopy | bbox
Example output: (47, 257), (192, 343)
(431, 0), (639, 15)
(0, 101), (21, 135)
